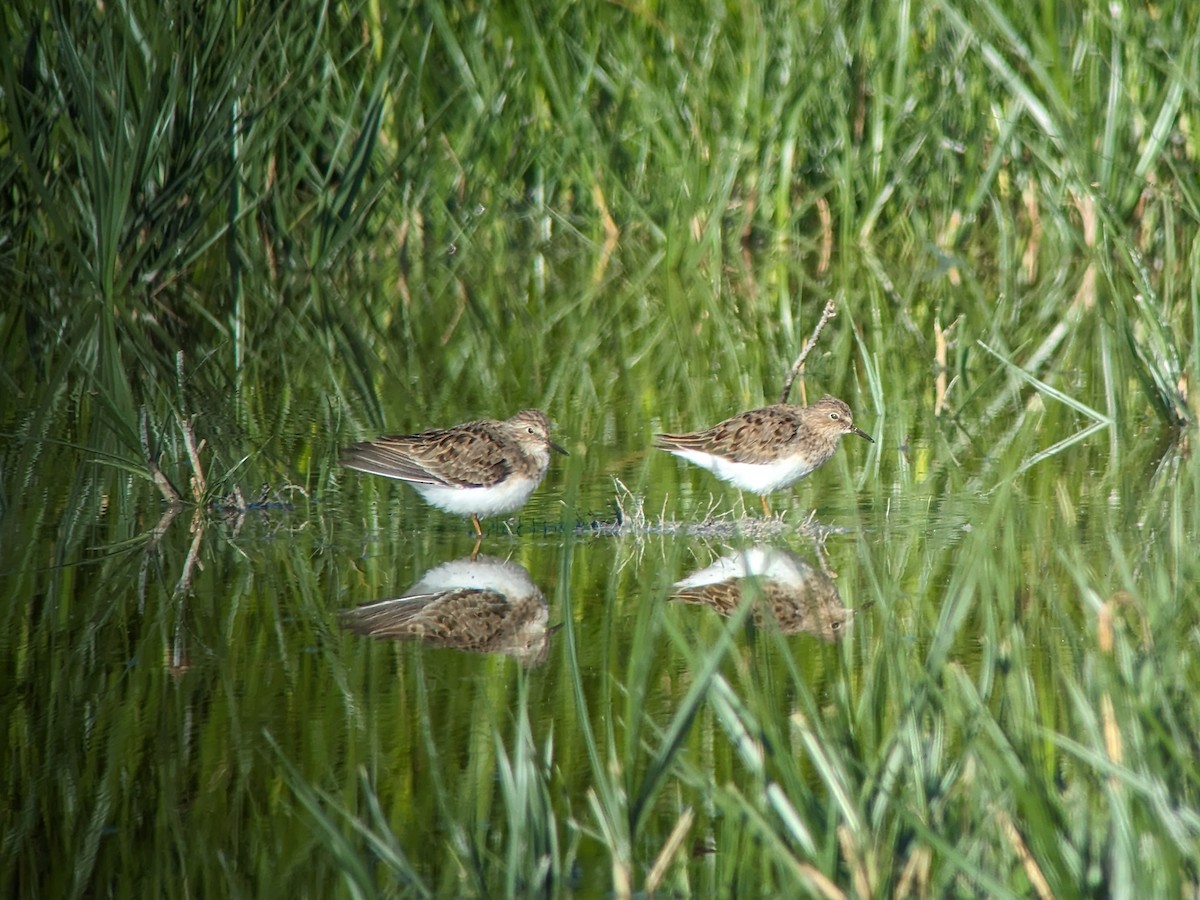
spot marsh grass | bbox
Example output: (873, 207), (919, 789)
(2, 0), (1199, 896)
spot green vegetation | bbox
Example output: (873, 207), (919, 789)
(1, 0), (1198, 896)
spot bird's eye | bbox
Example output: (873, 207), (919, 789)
(831, 621), (841, 630)
(829, 412), (840, 421)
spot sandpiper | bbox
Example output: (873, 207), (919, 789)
(654, 396), (873, 514)
(339, 409), (567, 537)
(671, 546), (861, 640)
(339, 555), (555, 666)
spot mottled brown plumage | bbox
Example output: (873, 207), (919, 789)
(655, 396), (873, 514)
(671, 547), (862, 641)
(340, 409), (567, 536)
(338, 555), (555, 666)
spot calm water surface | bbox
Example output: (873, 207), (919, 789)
(300, 425), (988, 765)
(5, 403), (1185, 896)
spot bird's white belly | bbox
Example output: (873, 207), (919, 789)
(670, 449), (814, 494)
(412, 476), (540, 517)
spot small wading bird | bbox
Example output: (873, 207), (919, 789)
(339, 409), (567, 539)
(655, 396), (873, 515)
(338, 555), (557, 667)
(671, 546), (866, 641)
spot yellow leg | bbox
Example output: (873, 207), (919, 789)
(469, 515), (484, 559)
(760, 495), (771, 516)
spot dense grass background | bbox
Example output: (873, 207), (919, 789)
(2, 0), (1198, 896)
(4, 0), (1196, 440)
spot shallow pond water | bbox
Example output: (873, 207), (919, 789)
(4, 371), (1196, 897)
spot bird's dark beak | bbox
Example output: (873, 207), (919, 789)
(550, 439), (569, 455)
(852, 426), (874, 444)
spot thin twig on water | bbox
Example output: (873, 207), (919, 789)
(179, 414), (207, 502)
(779, 299), (838, 404)
(141, 408), (182, 504)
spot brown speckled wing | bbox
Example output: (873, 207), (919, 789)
(671, 582), (742, 617)
(337, 592), (444, 634)
(672, 578), (851, 640)
(341, 590), (550, 663)
(656, 405), (802, 464)
(340, 589), (509, 645)
(401, 590), (516, 650)
(341, 420), (515, 487)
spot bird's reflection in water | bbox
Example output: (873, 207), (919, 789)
(671, 546), (865, 641)
(339, 555), (556, 666)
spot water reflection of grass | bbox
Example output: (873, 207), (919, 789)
(278, 462), (1200, 898)
(2, 0), (1198, 896)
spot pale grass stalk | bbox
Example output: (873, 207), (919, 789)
(1102, 693), (1123, 766)
(838, 824), (874, 900)
(997, 810), (1053, 900)
(644, 806), (693, 895)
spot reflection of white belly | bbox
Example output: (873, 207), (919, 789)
(412, 556), (538, 598)
(670, 449), (814, 494)
(411, 476), (540, 517)
(673, 546), (814, 588)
